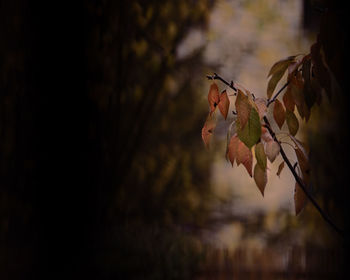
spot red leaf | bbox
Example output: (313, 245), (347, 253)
(273, 99), (286, 129)
(227, 134), (239, 166)
(235, 89), (251, 129)
(201, 114), (216, 149)
(236, 140), (253, 177)
(218, 90), (230, 120)
(208, 82), (220, 114)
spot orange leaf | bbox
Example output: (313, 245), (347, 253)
(218, 90), (230, 120)
(236, 140), (253, 177)
(201, 114), (216, 149)
(294, 182), (306, 215)
(235, 89), (251, 129)
(254, 163), (267, 196)
(273, 99), (286, 129)
(208, 82), (220, 114)
(227, 134), (239, 166)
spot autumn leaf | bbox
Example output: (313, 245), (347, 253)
(208, 82), (220, 114)
(254, 98), (267, 119)
(283, 86), (295, 112)
(267, 57), (295, 99)
(237, 107), (261, 149)
(227, 134), (239, 166)
(267, 56), (296, 77)
(276, 161), (285, 177)
(201, 113), (216, 149)
(236, 140), (253, 177)
(295, 148), (310, 181)
(294, 182), (306, 215)
(235, 89), (251, 129)
(255, 142), (267, 170)
(286, 110), (299, 136)
(254, 163), (267, 196)
(218, 90), (230, 120)
(261, 126), (273, 143)
(265, 140), (280, 163)
(273, 99), (286, 129)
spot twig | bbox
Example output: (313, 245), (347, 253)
(267, 81), (289, 107)
(209, 73), (344, 237)
(264, 116), (343, 236)
(206, 73), (237, 92)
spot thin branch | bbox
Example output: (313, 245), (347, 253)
(209, 73), (344, 237)
(207, 73), (237, 92)
(263, 117), (343, 236)
(267, 81), (289, 107)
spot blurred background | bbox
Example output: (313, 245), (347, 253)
(0, 0), (348, 279)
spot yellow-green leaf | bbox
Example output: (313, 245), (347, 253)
(286, 110), (299, 136)
(255, 142), (267, 170)
(237, 107), (261, 149)
(254, 163), (267, 196)
(267, 56), (296, 77)
(267, 57), (295, 99)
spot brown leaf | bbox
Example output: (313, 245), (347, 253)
(227, 134), (239, 166)
(295, 148), (310, 181)
(286, 110), (299, 136)
(283, 86), (295, 112)
(273, 99), (286, 129)
(254, 163), (267, 196)
(235, 89), (251, 129)
(276, 161), (285, 177)
(265, 140), (280, 163)
(236, 140), (253, 177)
(208, 82), (220, 113)
(201, 113), (216, 149)
(294, 182), (306, 215)
(218, 90), (230, 120)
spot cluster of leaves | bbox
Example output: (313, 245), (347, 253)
(202, 37), (332, 215)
